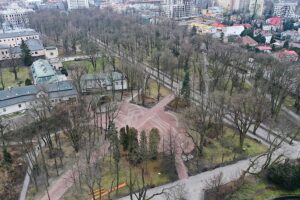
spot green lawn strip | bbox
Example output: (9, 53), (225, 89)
(204, 128), (266, 164)
(145, 79), (171, 99)
(186, 127), (267, 174)
(284, 95), (296, 110)
(2, 67), (30, 88)
(230, 178), (300, 200)
(63, 58), (106, 73)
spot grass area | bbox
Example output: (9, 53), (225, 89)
(63, 58), (107, 73)
(229, 176), (300, 200)
(284, 95), (296, 110)
(186, 127), (267, 175)
(2, 67), (30, 88)
(62, 154), (171, 200)
(145, 79), (171, 99)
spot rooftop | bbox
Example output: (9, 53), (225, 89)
(240, 36), (258, 46)
(11, 39), (44, 54)
(0, 30), (38, 40)
(32, 59), (56, 78)
(0, 80), (77, 108)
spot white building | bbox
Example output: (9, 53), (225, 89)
(67, 0), (89, 10)
(0, 39), (45, 61)
(31, 59), (66, 85)
(274, 1), (298, 18)
(249, 0), (264, 17)
(0, 30), (58, 61)
(0, 81), (77, 116)
(0, 3), (34, 28)
(81, 71), (128, 93)
(162, 0), (196, 19)
(0, 29), (39, 47)
(222, 25), (245, 37)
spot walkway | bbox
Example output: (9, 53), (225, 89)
(40, 142), (109, 200)
(119, 125), (300, 200)
(114, 94), (193, 179)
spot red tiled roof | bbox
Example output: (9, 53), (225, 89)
(275, 50), (298, 58)
(266, 17), (282, 26)
(240, 36), (258, 46)
(256, 46), (272, 51)
(243, 24), (252, 29)
(212, 23), (225, 27)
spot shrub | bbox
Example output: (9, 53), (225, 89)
(267, 162), (300, 191)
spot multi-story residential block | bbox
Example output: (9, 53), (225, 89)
(0, 3), (34, 28)
(249, 0), (264, 17)
(162, 0), (196, 19)
(274, 1), (298, 18)
(67, 0), (89, 10)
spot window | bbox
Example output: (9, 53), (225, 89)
(35, 51), (38, 54)
(0, 40), (1, 42)
(50, 52), (54, 56)
(3, 108), (6, 112)
(18, 104), (22, 108)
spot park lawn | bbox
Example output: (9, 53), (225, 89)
(284, 95), (296, 110)
(204, 127), (266, 163)
(186, 127), (267, 175)
(63, 58), (106, 73)
(229, 176), (300, 200)
(2, 67), (30, 87)
(62, 154), (171, 200)
(145, 79), (171, 99)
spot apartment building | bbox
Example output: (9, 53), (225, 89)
(274, 1), (298, 18)
(67, 0), (89, 10)
(0, 3), (34, 28)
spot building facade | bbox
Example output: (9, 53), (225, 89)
(162, 0), (196, 19)
(0, 81), (77, 116)
(0, 29), (40, 47)
(0, 3), (34, 28)
(31, 59), (66, 84)
(67, 0), (89, 10)
(81, 71), (128, 93)
(274, 1), (298, 18)
(249, 0), (264, 17)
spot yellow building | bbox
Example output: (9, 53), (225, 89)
(189, 22), (214, 34)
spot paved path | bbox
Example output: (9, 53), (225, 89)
(119, 125), (300, 200)
(114, 95), (193, 179)
(39, 142), (109, 200)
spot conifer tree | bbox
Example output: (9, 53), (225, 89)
(20, 40), (33, 66)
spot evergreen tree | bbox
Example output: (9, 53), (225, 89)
(127, 127), (141, 165)
(120, 127), (128, 151)
(190, 26), (197, 37)
(181, 70), (190, 102)
(108, 122), (121, 195)
(283, 40), (289, 49)
(25, 78), (32, 86)
(139, 130), (148, 162)
(2, 147), (12, 167)
(149, 128), (160, 160)
(20, 40), (33, 66)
